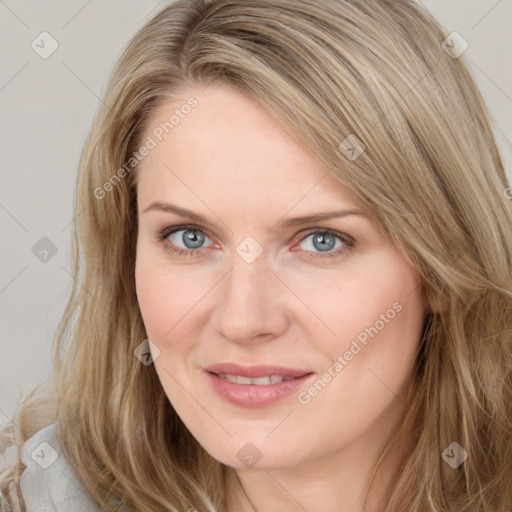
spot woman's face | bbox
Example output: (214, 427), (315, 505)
(135, 84), (428, 471)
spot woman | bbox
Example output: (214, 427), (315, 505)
(1, 0), (511, 510)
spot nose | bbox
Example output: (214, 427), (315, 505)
(214, 253), (290, 344)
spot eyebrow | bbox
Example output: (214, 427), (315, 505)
(141, 201), (366, 228)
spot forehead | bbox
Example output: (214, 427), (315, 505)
(136, 84), (361, 213)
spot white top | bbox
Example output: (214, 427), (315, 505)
(1, 424), (217, 512)
(0, 422), (124, 511)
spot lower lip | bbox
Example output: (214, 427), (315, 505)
(204, 371), (315, 408)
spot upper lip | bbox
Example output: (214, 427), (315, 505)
(204, 363), (313, 378)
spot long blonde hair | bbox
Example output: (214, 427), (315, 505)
(2, 0), (511, 510)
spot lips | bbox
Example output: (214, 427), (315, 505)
(203, 363), (315, 408)
(204, 362), (312, 379)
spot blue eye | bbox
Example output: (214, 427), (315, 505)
(300, 231), (340, 252)
(162, 226), (214, 255)
(294, 230), (353, 259)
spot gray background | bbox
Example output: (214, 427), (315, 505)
(1, 0), (511, 423)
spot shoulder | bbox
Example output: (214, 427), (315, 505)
(17, 422), (101, 511)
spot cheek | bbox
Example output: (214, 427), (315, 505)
(291, 253), (423, 358)
(318, 262), (425, 406)
(135, 262), (170, 339)
(135, 256), (216, 446)
(292, 279), (424, 453)
(134, 251), (207, 341)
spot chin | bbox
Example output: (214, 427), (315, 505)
(198, 435), (302, 471)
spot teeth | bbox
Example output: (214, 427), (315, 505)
(251, 376), (272, 385)
(217, 373), (297, 385)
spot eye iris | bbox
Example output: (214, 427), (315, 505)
(313, 232), (336, 252)
(183, 230), (205, 249)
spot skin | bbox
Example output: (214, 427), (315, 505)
(135, 83), (429, 512)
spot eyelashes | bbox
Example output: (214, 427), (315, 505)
(157, 224), (355, 260)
